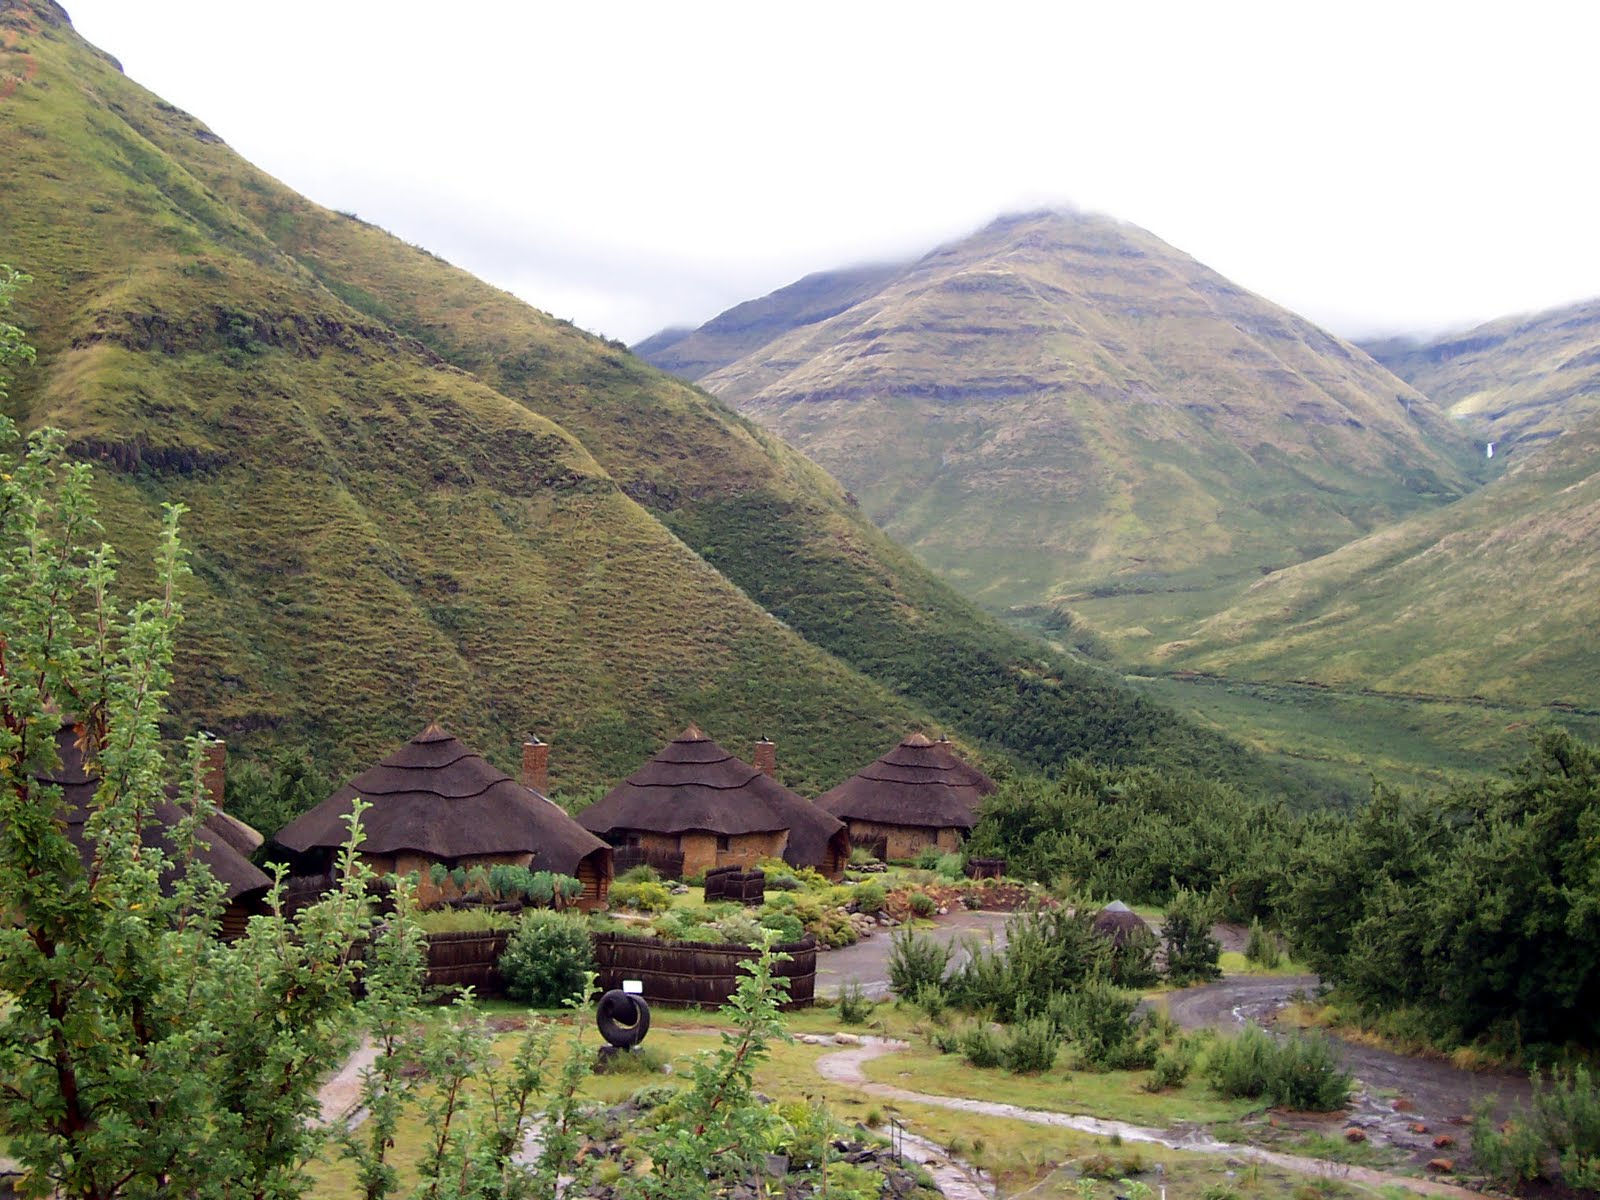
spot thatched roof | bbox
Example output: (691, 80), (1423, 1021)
(273, 724), (609, 877)
(578, 726), (846, 871)
(1091, 900), (1152, 946)
(39, 725), (272, 904)
(816, 733), (996, 831)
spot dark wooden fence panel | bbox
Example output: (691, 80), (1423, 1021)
(591, 933), (815, 1010)
(965, 856), (1007, 880)
(703, 866), (765, 905)
(423, 929), (512, 996)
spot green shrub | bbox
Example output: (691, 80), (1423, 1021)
(912, 983), (949, 1021)
(1143, 1042), (1193, 1091)
(593, 1045), (667, 1076)
(888, 930), (951, 997)
(961, 1023), (1003, 1069)
(1246, 918), (1282, 969)
(1163, 888), (1222, 986)
(848, 845), (878, 865)
(610, 881), (673, 913)
(915, 847), (943, 870)
(1108, 923), (1161, 989)
(1043, 978), (1139, 1069)
(711, 912), (763, 946)
(759, 911), (806, 944)
(1204, 1023), (1350, 1111)
(682, 871), (706, 887)
(837, 980), (874, 1025)
(414, 907), (517, 933)
(935, 853), (964, 881)
(499, 910), (596, 1007)
(617, 864), (660, 885)
(854, 880), (886, 915)
(908, 891), (938, 918)
(1000, 1016), (1060, 1073)
(1473, 1065), (1600, 1189)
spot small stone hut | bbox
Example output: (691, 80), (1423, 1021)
(578, 726), (849, 881)
(40, 723), (271, 939)
(815, 732), (997, 862)
(273, 724), (613, 909)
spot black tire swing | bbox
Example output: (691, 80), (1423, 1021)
(596, 988), (651, 1048)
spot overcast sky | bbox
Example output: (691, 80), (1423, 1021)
(63, 1), (1600, 345)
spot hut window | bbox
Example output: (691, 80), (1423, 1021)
(716, 835), (730, 851)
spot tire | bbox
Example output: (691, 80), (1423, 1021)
(596, 989), (651, 1048)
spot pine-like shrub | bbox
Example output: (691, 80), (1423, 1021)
(887, 930), (951, 997)
(1000, 1017), (1060, 1073)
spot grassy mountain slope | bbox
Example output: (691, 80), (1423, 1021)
(633, 262), (907, 381)
(1156, 412), (1600, 710)
(678, 212), (1480, 644)
(1362, 297), (1600, 456)
(0, 1), (1300, 797)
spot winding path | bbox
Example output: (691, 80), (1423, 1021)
(813, 1036), (1491, 1199)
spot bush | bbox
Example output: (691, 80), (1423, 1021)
(1163, 889), (1222, 986)
(1246, 918), (1282, 969)
(848, 846), (878, 866)
(1108, 923), (1161, 989)
(854, 881), (887, 915)
(759, 911), (806, 944)
(1144, 1042), (1193, 1091)
(1043, 978), (1139, 1069)
(617, 864), (660, 884)
(499, 910), (595, 1007)
(887, 930), (951, 997)
(935, 853), (964, 881)
(908, 891), (938, 918)
(1000, 1017), (1060, 1073)
(610, 881), (673, 913)
(960, 1023), (1004, 1069)
(1204, 1023), (1350, 1111)
(915, 847), (943, 870)
(1474, 1065), (1600, 1189)
(837, 980), (874, 1025)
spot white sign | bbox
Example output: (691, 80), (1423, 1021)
(622, 979), (643, 995)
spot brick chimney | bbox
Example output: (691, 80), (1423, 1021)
(522, 737), (550, 794)
(201, 738), (227, 811)
(752, 737), (776, 778)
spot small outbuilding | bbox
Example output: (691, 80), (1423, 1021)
(815, 732), (996, 862)
(273, 724), (613, 909)
(578, 725), (849, 881)
(40, 723), (272, 939)
(1091, 900), (1153, 946)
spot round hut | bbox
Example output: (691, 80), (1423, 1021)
(578, 725), (849, 881)
(1091, 900), (1152, 946)
(815, 732), (996, 862)
(273, 724), (613, 909)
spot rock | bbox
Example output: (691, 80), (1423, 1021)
(1427, 1158), (1455, 1173)
(1433, 1135), (1456, 1149)
(1343, 1128), (1367, 1143)
(833, 1032), (861, 1045)
(1409, 1122), (1429, 1134)
(1393, 1098), (1415, 1112)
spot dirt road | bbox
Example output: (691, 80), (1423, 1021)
(1164, 975), (1532, 1147)
(816, 910), (1011, 998)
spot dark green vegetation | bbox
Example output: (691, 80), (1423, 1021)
(1362, 295), (1600, 455)
(970, 732), (1600, 1056)
(1204, 1025), (1351, 1112)
(0, 1), (1289, 798)
(1473, 1066), (1600, 1192)
(645, 209), (1479, 620)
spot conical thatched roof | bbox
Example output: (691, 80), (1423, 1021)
(578, 726), (846, 871)
(1092, 900), (1152, 946)
(40, 726), (272, 904)
(274, 724), (608, 876)
(816, 733), (996, 830)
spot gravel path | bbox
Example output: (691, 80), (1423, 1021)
(813, 1037), (1491, 1199)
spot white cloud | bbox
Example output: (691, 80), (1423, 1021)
(63, 0), (1600, 342)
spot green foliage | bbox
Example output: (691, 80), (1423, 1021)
(836, 979), (874, 1025)
(0, 420), (379, 1200)
(758, 910), (805, 944)
(610, 880), (673, 913)
(0, 266), (35, 402)
(1144, 1041), (1194, 1091)
(967, 762), (1296, 921)
(1284, 734), (1600, 1048)
(853, 879), (886, 914)
(887, 929), (952, 998)
(617, 863), (661, 884)
(960, 1023), (1004, 1069)
(908, 890), (938, 918)
(414, 907), (517, 933)
(498, 910), (596, 1007)
(1204, 1024), (1351, 1111)
(1000, 1016), (1061, 1073)
(1245, 917), (1282, 969)
(1474, 1066), (1600, 1189)
(946, 904), (1107, 1013)
(1108, 922), (1162, 989)
(1163, 888), (1222, 986)
(1043, 978), (1144, 1070)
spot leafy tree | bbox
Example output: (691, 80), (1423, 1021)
(1162, 888), (1221, 986)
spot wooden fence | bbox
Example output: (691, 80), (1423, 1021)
(591, 932), (816, 1010)
(964, 856), (1007, 880)
(423, 929), (512, 996)
(612, 846), (686, 880)
(702, 865), (765, 905)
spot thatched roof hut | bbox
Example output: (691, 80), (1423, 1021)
(38, 724), (271, 933)
(815, 733), (996, 861)
(274, 724), (612, 903)
(578, 726), (848, 880)
(1091, 900), (1152, 946)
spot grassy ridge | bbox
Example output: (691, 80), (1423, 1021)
(0, 1), (1304, 799)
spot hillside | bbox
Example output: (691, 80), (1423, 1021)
(0, 1), (1297, 798)
(1362, 297), (1600, 456)
(659, 212), (1481, 649)
(1156, 410), (1600, 711)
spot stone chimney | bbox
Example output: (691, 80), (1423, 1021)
(522, 737), (550, 794)
(752, 737), (776, 778)
(201, 738), (227, 811)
